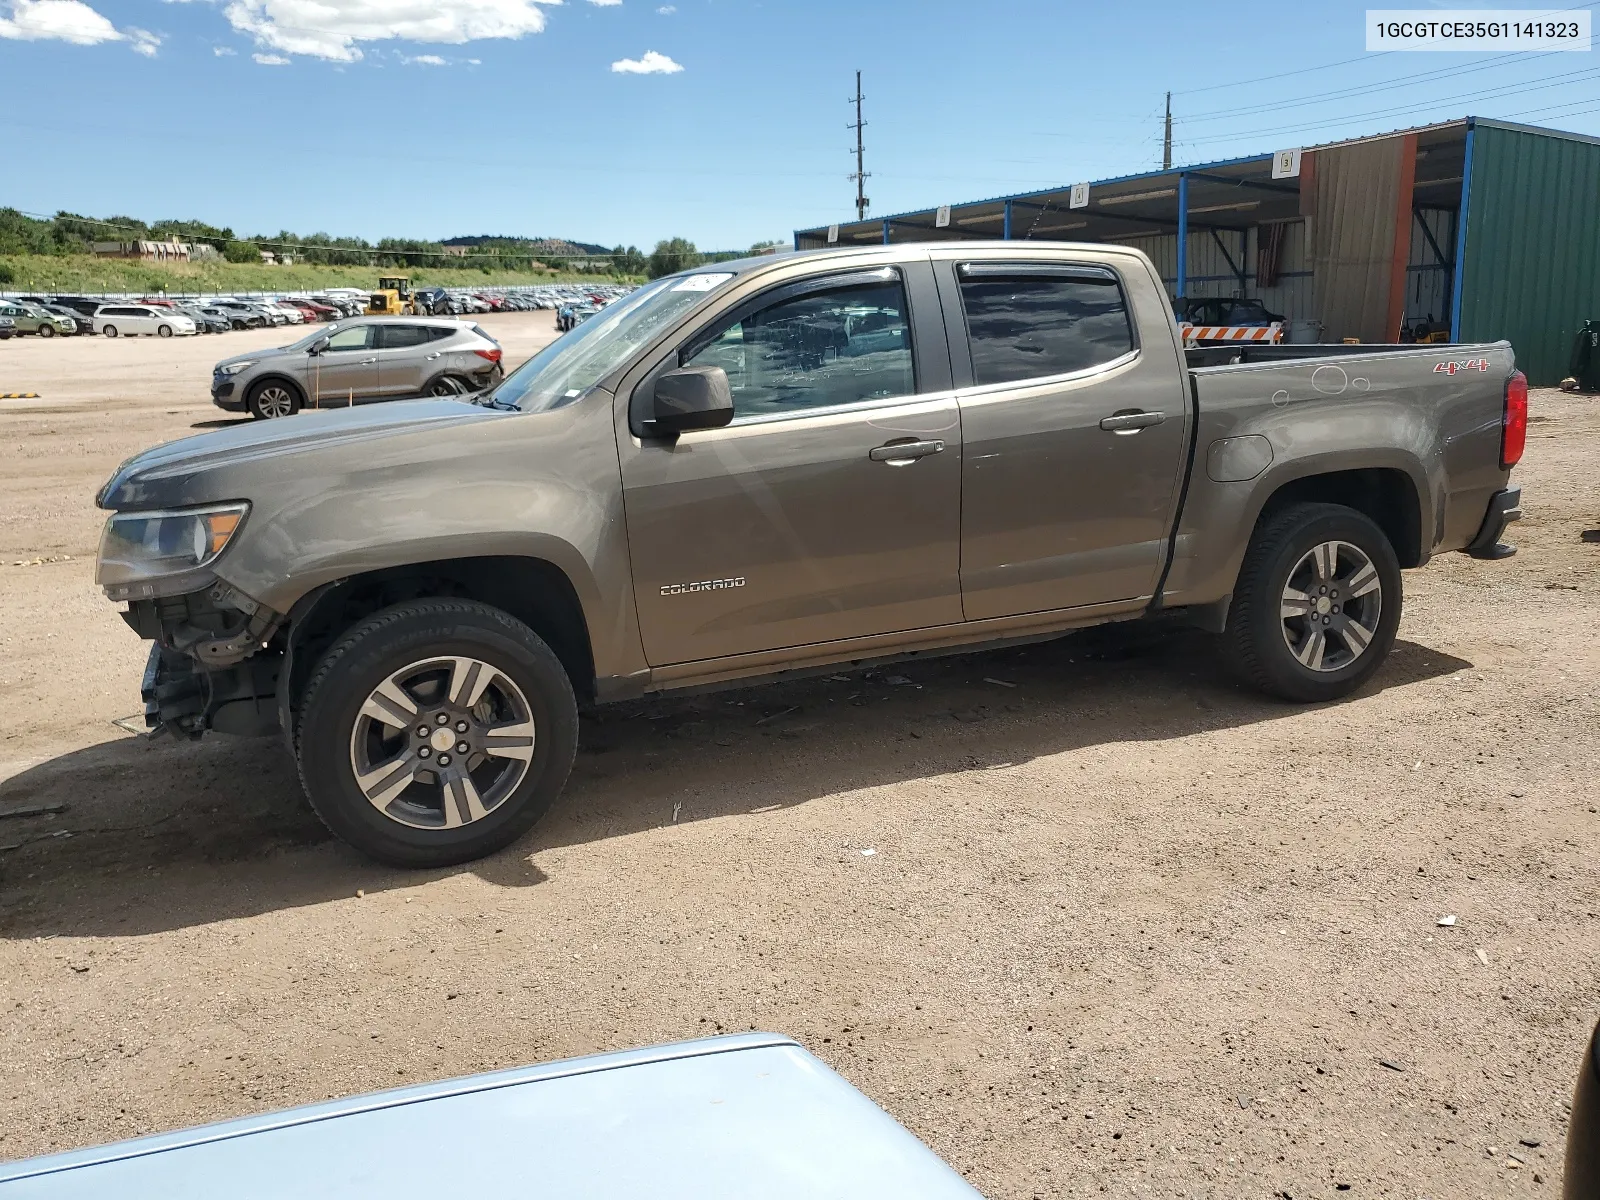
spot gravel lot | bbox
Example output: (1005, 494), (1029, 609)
(1, 318), (1596, 1197)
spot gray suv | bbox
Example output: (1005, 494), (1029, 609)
(212, 318), (506, 419)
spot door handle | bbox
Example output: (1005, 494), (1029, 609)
(358, 357), (377, 365)
(425, 352), (443, 360)
(1099, 410), (1166, 434)
(869, 438), (945, 465)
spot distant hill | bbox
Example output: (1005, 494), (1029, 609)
(443, 235), (614, 257)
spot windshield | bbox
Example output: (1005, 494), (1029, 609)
(490, 274), (734, 413)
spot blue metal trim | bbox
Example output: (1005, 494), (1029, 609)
(1449, 119), (1475, 342)
(882, 218), (891, 245)
(1175, 173), (1188, 299)
(1002, 200), (1012, 240)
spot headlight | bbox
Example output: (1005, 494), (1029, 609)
(97, 503), (249, 595)
(219, 360), (257, 375)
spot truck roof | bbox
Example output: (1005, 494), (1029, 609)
(0, 1034), (979, 1199)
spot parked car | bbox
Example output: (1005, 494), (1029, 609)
(257, 300), (305, 325)
(311, 294), (364, 318)
(1175, 296), (1284, 327)
(413, 286), (451, 316)
(0, 300), (76, 337)
(210, 317), (505, 418)
(93, 304), (197, 337)
(178, 305), (230, 334)
(45, 295), (107, 324)
(283, 298), (339, 322)
(0, 315), (13, 340)
(0, 1034), (979, 1198)
(36, 303), (92, 334)
(94, 245), (1527, 866)
(209, 300), (270, 329)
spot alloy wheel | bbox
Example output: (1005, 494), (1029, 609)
(348, 656), (537, 831)
(255, 385), (296, 418)
(1279, 540), (1383, 672)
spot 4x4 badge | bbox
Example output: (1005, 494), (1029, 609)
(1433, 358), (1490, 375)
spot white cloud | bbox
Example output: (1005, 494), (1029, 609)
(0, 0), (121, 45)
(127, 26), (161, 55)
(588, 0), (621, 5)
(656, 4), (674, 11)
(406, 52), (446, 64)
(252, 50), (288, 63)
(610, 48), (680, 74)
(213, 43), (236, 54)
(221, 0), (558, 63)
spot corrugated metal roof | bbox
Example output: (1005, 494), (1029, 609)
(795, 118), (1493, 242)
(1459, 120), (1600, 385)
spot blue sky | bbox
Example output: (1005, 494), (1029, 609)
(1, 0), (1596, 250)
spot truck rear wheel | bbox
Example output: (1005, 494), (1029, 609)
(295, 599), (578, 867)
(1222, 502), (1402, 703)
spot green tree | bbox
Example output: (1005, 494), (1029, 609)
(648, 237), (701, 279)
(223, 239), (260, 264)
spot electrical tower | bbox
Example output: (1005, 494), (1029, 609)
(1162, 90), (1173, 170)
(848, 71), (870, 221)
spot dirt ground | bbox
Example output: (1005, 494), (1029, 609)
(0, 318), (1595, 1198)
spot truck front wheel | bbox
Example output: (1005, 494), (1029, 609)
(295, 599), (578, 867)
(1222, 502), (1403, 703)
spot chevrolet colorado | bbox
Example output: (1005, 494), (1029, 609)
(94, 244), (1527, 866)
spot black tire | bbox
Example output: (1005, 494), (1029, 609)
(425, 373), (472, 397)
(295, 599), (578, 867)
(37, 324), (54, 338)
(157, 324), (173, 338)
(1222, 502), (1403, 703)
(247, 379), (301, 420)
(232, 320), (247, 331)
(102, 325), (118, 338)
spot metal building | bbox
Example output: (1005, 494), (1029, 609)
(793, 116), (1600, 385)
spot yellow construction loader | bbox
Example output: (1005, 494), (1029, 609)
(366, 276), (416, 316)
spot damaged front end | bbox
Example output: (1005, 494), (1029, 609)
(123, 583), (285, 739)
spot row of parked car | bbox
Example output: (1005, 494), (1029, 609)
(413, 283), (633, 317)
(0, 292), (373, 340)
(0, 283), (634, 341)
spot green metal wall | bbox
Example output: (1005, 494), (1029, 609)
(1459, 122), (1600, 386)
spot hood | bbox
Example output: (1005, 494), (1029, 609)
(213, 341), (305, 371)
(98, 398), (502, 510)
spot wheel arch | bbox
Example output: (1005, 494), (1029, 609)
(1252, 464), (1426, 569)
(278, 555), (597, 743)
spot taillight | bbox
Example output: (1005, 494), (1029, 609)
(1502, 370), (1527, 469)
(474, 347), (502, 363)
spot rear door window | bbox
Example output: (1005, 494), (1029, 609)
(957, 265), (1134, 386)
(376, 325), (431, 349)
(685, 277), (915, 421)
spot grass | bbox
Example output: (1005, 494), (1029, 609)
(0, 255), (638, 296)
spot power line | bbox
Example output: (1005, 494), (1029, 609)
(1178, 49), (1557, 123)
(1178, 64), (1600, 146)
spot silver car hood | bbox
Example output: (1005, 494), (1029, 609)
(98, 399), (500, 510)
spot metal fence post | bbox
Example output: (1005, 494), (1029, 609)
(1176, 172), (1189, 300)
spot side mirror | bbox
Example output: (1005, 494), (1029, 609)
(651, 366), (733, 436)
(307, 337), (329, 356)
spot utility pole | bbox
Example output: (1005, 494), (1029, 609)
(848, 70), (870, 221)
(1162, 91), (1173, 170)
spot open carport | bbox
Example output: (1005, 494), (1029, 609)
(795, 117), (1600, 384)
